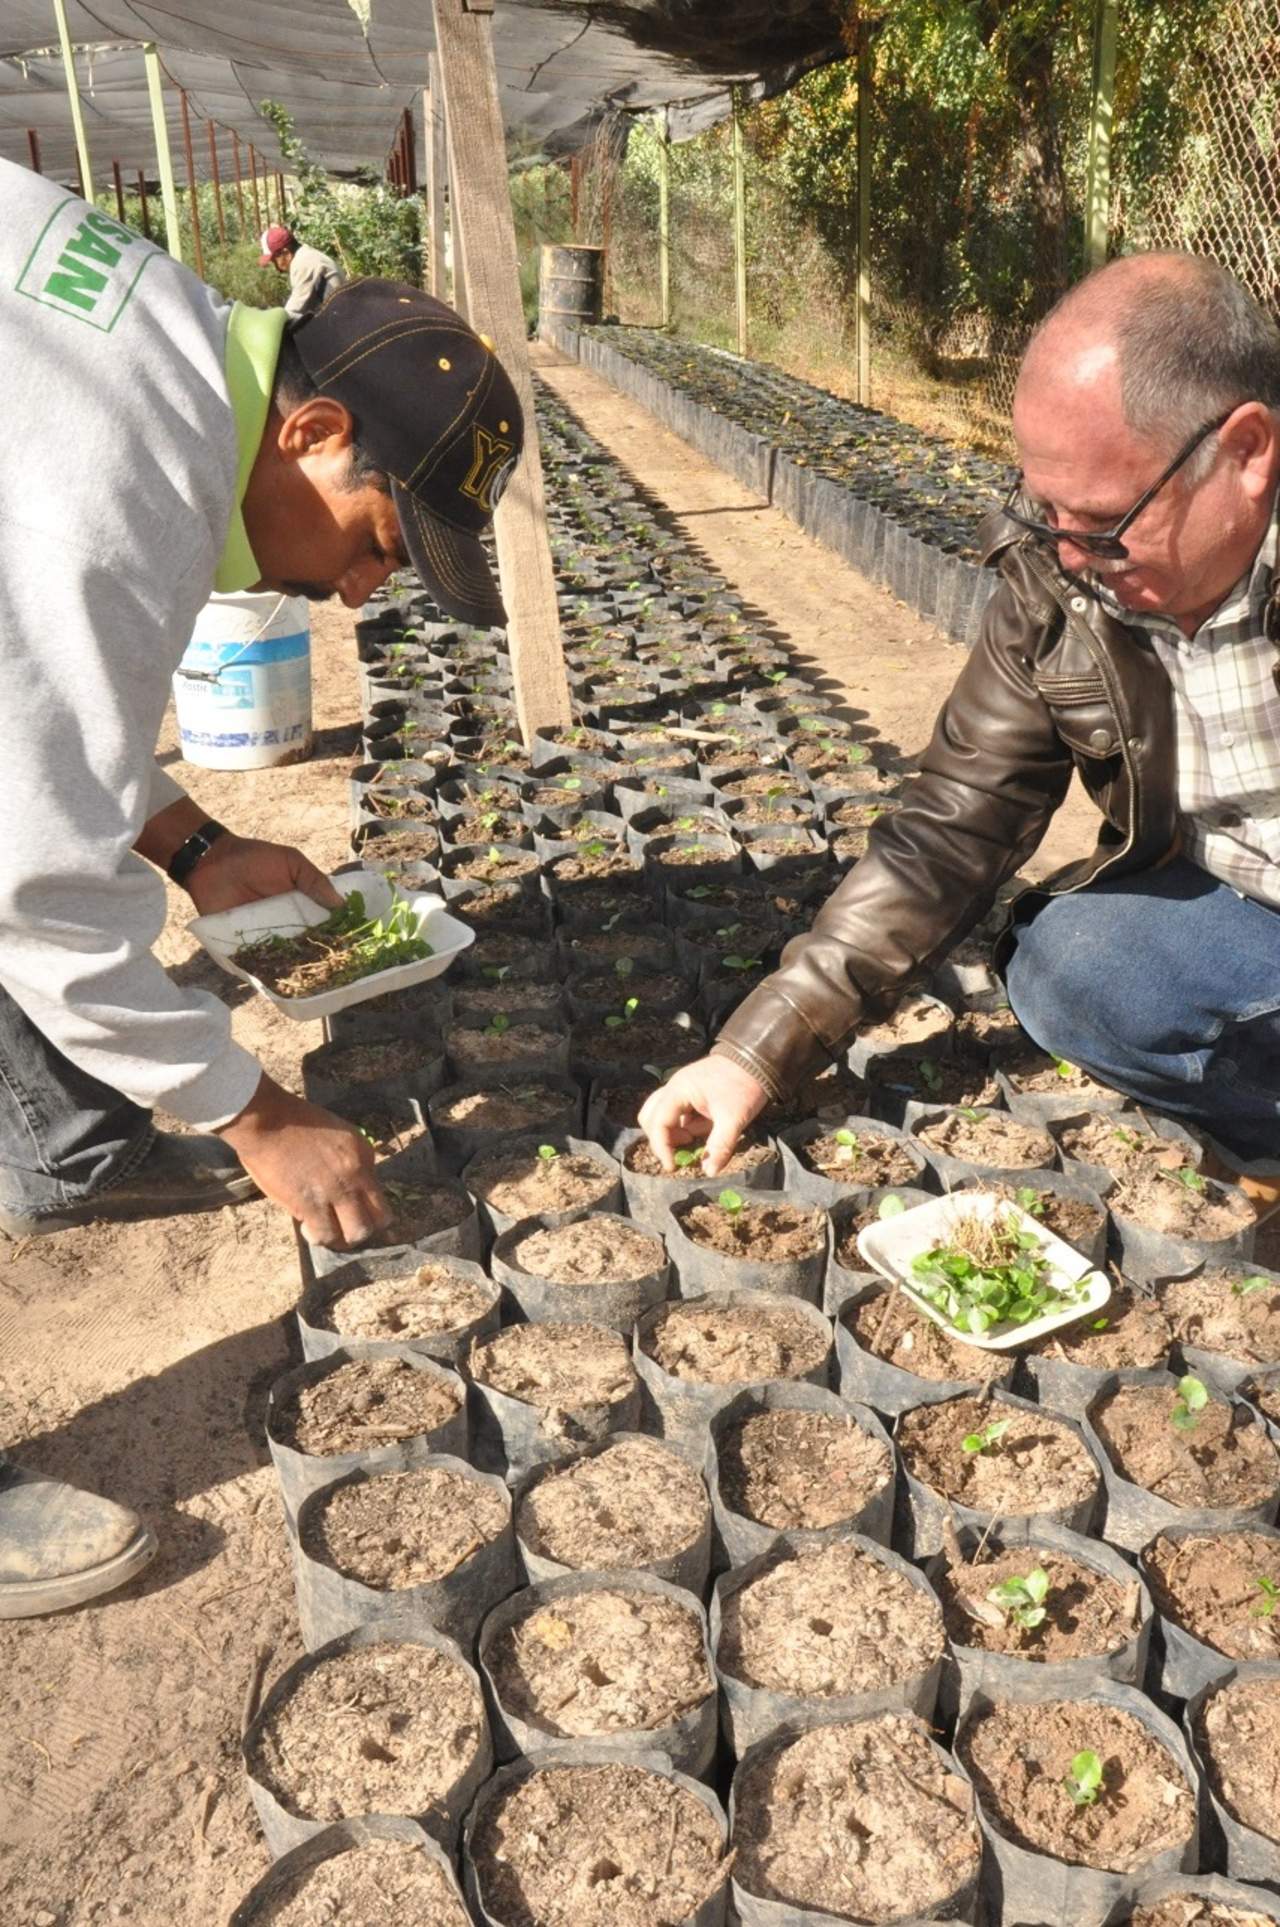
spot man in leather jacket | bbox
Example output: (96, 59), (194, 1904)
(641, 251), (1280, 1198)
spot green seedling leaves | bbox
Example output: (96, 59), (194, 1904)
(1253, 1576), (1279, 1617)
(962, 1418), (1011, 1455)
(1089, 1315), (1110, 1332)
(912, 1209), (1081, 1337)
(986, 1566), (1050, 1631)
(722, 954), (763, 973)
(1166, 1164), (1207, 1192)
(1234, 1275), (1270, 1298)
(719, 1189), (745, 1215)
(1171, 1374), (1210, 1431)
(833, 1128), (863, 1165)
(1063, 1750), (1104, 1808)
(1014, 1186), (1046, 1219)
(673, 1147), (704, 1170)
(579, 839), (608, 860)
(486, 1012), (511, 1037)
(537, 1144), (559, 1163)
(877, 1194), (907, 1219)
(1053, 1057), (1078, 1080)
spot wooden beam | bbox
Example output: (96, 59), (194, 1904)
(855, 26), (872, 406)
(1085, 0), (1119, 271)
(570, 152), (582, 239)
(51, 0), (94, 202)
(143, 43), (182, 261)
(207, 121), (226, 245)
(26, 128), (41, 174)
(431, 0), (572, 739)
(231, 130), (247, 232)
(425, 63), (447, 299)
(179, 88), (204, 280)
(111, 157), (125, 223)
(731, 87), (747, 357)
(136, 167), (151, 239)
(656, 110), (670, 328)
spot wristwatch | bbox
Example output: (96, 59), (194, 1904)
(167, 819), (228, 888)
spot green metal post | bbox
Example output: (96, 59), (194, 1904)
(856, 27), (872, 406)
(143, 43), (182, 260)
(1085, 0), (1119, 271)
(50, 0), (93, 201)
(657, 109), (671, 329)
(731, 88), (747, 356)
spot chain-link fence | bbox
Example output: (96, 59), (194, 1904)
(533, 0), (1279, 458)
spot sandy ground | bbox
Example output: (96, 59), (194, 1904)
(0, 360), (1239, 1924)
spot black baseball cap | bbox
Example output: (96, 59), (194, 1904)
(290, 279), (523, 628)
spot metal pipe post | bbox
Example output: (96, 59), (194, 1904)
(26, 129), (41, 174)
(136, 168), (151, 238)
(51, 0), (94, 202)
(855, 26), (872, 406)
(143, 43), (182, 260)
(179, 88), (204, 280)
(207, 120), (226, 245)
(111, 158), (125, 222)
(656, 109), (670, 328)
(248, 145), (262, 232)
(731, 88), (748, 357)
(231, 130), (247, 232)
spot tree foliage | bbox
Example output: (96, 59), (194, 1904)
(259, 100), (422, 282)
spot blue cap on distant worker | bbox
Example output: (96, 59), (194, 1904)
(289, 278), (523, 628)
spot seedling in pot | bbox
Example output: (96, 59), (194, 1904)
(718, 1189), (745, 1216)
(917, 1057), (945, 1095)
(1252, 1576), (1280, 1617)
(537, 1144), (560, 1165)
(1014, 1186), (1047, 1219)
(673, 1147), (705, 1172)
(1234, 1275), (1271, 1298)
(486, 1012), (512, 1038)
(986, 1566), (1050, 1632)
(579, 839), (608, 861)
(722, 953), (764, 974)
(832, 1128), (865, 1167)
(613, 957), (635, 980)
(482, 964), (513, 984)
(1063, 1749), (1104, 1809)
(1052, 1057), (1078, 1080)
(604, 997), (640, 1030)
(1170, 1374), (1209, 1432)
(878, 1193), (908, 1219)
(962, 1418), (1010, 1456)
(1161, 1164), (1207, 1193)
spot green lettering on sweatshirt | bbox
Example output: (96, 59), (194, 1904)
(16, 198), (154, 331)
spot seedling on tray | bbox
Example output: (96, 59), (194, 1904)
(1170, 1374), (1209, 1432)
(910, 1207), (1087, 1337)
(231, 891), (432, 999)
(985, 1565), (1050, 1631)
(1063, 1749), (1104, 1808)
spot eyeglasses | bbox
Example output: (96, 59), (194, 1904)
(1002, 408), (1236, 560)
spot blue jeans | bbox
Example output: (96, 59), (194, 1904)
(1005, 857), (1280, 1170)
(0, 984), (153, 1217)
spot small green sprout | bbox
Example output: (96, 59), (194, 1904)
(1052, 1057), (1078, 1080)
(561, 776), (583, 791)
(1089, 1315), (1110, 1332)
(673, 1147), (704, 1170)
(1253, 1576), (1280, 1617)
(722, 954), (763, 973)
(1063, 1750), (1104, 1808)
(1014, 1186), (1047, 1219)
(719, 1189), (745, 1215)
(479, 810), (502, 831)
(962, 1419), (1011, 1456)
(877, 1193), (907, 1219)
(485, 844), (503, 864)
(986, 1566), (1050, 1632)
(1171, 1374), (1210, 1432)
(537, 1144), (559, 1164)
(482, 964), (513, 984)
(579, 839), (608, 860)
(833, 1128), (863, 1165)
(1164, 1164), (1207, 1192)
(917, 1057), (944, 1093)
(604, 996), (640, 1030)
(486, 1012), (511, 1037)
(1234, 1275), (1271, 1298)
(614, 956), (636, 979)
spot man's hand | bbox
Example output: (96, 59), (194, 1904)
(185, 833), (342, 916)
(638, 1054), (770, 1178)
(216, 1074), (391, 1248)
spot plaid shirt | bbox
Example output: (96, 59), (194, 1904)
(1096, 508), (1280, 909)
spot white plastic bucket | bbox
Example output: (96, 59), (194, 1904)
(174, 591), (313, 770)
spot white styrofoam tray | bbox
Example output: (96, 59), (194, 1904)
(855, 1188), (1110, 1351)
(189, 865), (474, 1022)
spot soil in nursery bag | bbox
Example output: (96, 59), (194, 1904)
(483, 1581), (714, 1746)
(623, 1131), (775, 1183)
(731, 1713), (981, 1923)
(913, 1106), (1056, 1171)
(453, 984), (563, 1026)
(430, 1081), (576, 1137)
(1160, 1270), (1280, 1368)
(958, 1695), (1196, 1872)
(643, 1294), (831, 1386)
(791, 1126), (924, 1191)
(357, 827), (442, 867)
(855, 995), (956, 1061)
(829, 1189), (938, 1265)
(311, 1037), (442, 1088)
(938, 1539), (1144, 1666)
(244, 1637), (487, 1837)
(972, 1175), (1109, 1262)
(378, 1181), (473, 1248)
(502, 1217), (662, 1290)
(1126, 1879), (1280, 1924)
(717, 1536), (944, 1703)
(446, 1022), (566, 1072)
(673, 1195), (826, 1264)
(234, 1829), (470, 1926)
(468, 1321), (639, 1461)
(1033, 1283), (1172, 1373)
(299, 1462), (508, 1595)
(466, 1144), (617, 1220)
(571, 1012), (703, 1071)
(1057, 1119), (1227, 1236)
(1091, 1382), (1280, 1513)
(717, 1405), (892, 1535)
(308, 1259), (497, 1357)
(1192, 1671), (1280, 1856)
(516, 1435), (709, 1578)
(841, 1285), (1012, 1385)
(273, 1356), (463, 1456)
(468, 1757), (728, 1926)
(897, 1395), (1100, 1524)
(1144, 1528), (1280, 1666)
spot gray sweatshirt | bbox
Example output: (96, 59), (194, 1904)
(285, 243), (345, 322)
(0, 160), (288, 1126)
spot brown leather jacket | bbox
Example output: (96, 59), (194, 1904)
(712, 509), (1193, 1100)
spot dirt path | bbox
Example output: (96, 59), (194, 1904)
(1, 371), (1105, 1923)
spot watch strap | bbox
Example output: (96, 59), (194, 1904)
(167, 819), (228, 888)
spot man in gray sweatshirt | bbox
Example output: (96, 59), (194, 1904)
(0, 160), (522, 1614)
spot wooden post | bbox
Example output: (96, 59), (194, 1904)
(143, 43), (182, 261)
(51, 0), (94, 202)
(207, 121), (226, 245)
(231, 130), (247, 233)
(248, 145), (262, 232)
(136, 168), (151, 238)
(431, 0), (572, 738)
(601, 135), (614, 312)
(426, 61), (447, 299)
(27, 128), (42, 174)
(731, 87), (748, 357)
(276, 171), (287, 221)
(402, 106), (418, 194)
(855, 26), (872, 406)
(656, 109), (671, 328)
(111, 158), (125, 222)
(179, 89), (204, 280)
(570, 153), (582, 239)
(1085, 0), (1119, 271)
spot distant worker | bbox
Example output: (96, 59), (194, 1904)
(259, 222), (345, 322)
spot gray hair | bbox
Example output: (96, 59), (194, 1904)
(1028, 252), (1280, 476)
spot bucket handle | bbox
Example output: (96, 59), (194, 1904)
(176, 593), (290, 686)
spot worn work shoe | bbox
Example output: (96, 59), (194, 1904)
(0, 1462), (157, 1617)
(0, 1131), (259, 1238)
